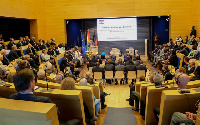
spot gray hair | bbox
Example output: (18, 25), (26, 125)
(153, 74), (163, 86)
(79, 78), (88, 86)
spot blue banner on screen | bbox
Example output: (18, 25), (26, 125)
(97, 18), (137, 41)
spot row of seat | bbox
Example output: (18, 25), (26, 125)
(134, 80), (200, 125)
(0, 80), (104, 125)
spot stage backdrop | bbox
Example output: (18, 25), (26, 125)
(67, 17), (151, 55)
(82, 18), (150, 55)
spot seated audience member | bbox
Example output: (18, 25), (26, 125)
(166, 50), (178, 68)
(125, 60), (136, 84)
(60, 53), (70, 72)
(47, 47), (56, 57)
(154, 73), (189, 123)
(60, 77), (98, 122)
(187, 59), (195, 75)
(182, 56), (190, 67)
(153, 74), (163, 87)
(46, 63), (53, 74)
(42, 40), (48, 50)
(8, 38), (16, 50)
(54, 45), (60, 55)
(179, 45), (189, 56)
(30, 36), (36, 46)
(9, 69), (79, 124)
(136, 60), (147, 73)
(87, 58), (95, 69)
(115, 58), (125, 84)
(124, 56), (131, 66)
(190, 66), (200, 81)
(46, 40), (51, 48)
(27, 44), (37, 55)
(41, 49), (51, 62)
(24, 36), (30, 45)
(115, 54), (124, 63)
(85, 71), (107, 109)
(8, 45), (19, 61)
(56, 74), (63, 83)
(16, 37), (24, 49)
(50, 68), (57, 78)
(17, 60), (28, 71)
(128, 75), (145, 107)
(79, 78), (100, 115)
(1, 49), (10, 65)
(25, 55), (38, 70)
(0, 34), (5, 50)
(37, 70), (46, 80)
(92, 62), (104, 79)
(85, 71), (94, 84)
(35, 41), (43, 51)
(105, 59), (114, 84)
(0, 65), (7, 81)
(188, 45), (198, 59)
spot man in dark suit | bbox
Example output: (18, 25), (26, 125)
(42, 40), (48, 50)
(9, 68), (61, 115)
(27, 44), (37, 55)
(8, 45), (19, 61)
(30, 36), (36, 46)
(125, 60), (136, 84)
(136, 60), (147, 73)
(1, 49), (10, 65)
(87, 59), (95, 69)
(17, 37), (24, 49)
(60, 53), (70, 72)
(115, 58), (125, 84)
(92, 62), (104, 79)
(46, 40), (51, 48)
(124, 56), (131, 66)
(187, 59), (195, 75)
(8, 38), (16, 50)
(105, 59), (114, 84)
(25, 55), (38, 70)
(191, 66), (200, 81)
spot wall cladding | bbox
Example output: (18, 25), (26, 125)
(97, 18), (150, 55)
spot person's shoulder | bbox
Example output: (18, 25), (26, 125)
(9, 93), (18, 99)
(34, 95), (52, 103)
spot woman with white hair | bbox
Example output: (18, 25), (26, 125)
(79, 78), (101, 116)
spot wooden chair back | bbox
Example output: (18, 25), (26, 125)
(0, 98), (59, 125)
(105, 71), (113, 79)
(115, 71), (124, 79)
(127, 71), (136, 79)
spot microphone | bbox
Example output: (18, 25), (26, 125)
(40, 65), (53, 92)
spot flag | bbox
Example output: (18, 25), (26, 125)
(95, 39), (97, 46)
(86, 29), (90, 51)
(81, 32), (86, 54)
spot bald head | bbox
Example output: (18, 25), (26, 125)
(37, 70), (45, 80)
(177, 73), (189, 89)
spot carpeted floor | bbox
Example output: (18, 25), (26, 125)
(104, 107), (137, 125)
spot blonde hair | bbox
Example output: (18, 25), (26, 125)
(60, 77), (75, 90)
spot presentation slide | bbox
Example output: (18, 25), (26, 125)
(97, 18), (137, 41)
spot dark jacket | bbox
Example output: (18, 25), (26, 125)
(9, 93), (52, 103)
(30, 39), (36, 46)
(169, 55), (178, 67)
(9, 50), (19, 61)
(60, 57), (69, 72)
(105, 64), (114, 71)
(125, 64), (136, 72)
(17, 41), (23, 49)
(7, 42), (16, 50)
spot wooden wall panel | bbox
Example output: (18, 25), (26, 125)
(0, 0), (200, 45)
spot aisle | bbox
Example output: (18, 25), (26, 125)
(80, 55), (154, 125)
